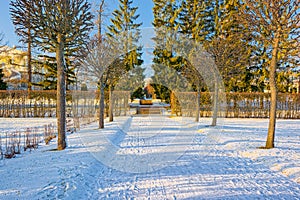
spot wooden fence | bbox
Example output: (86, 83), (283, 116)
(112, 91), (131, 117)
(172, 92), (300, 119)
(0, 90), (73, 117)
(224, 93), (300, 119)
(0, 90), (299, 119)
(0, 89), (131, 160)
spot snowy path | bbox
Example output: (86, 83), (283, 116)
(0, 116), (299, 199)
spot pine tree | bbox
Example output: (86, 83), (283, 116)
(178, 0), (217, 122)
(106, 0), (143, 121)
(202, 0), (251, 91)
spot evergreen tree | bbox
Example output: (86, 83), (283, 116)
(206, 0), (251, 91)
(106, 0), (143, 121)
(106, 0), (142, 71)
(206, 0), (253, 124)
(178, 0), (253, 93)
(178, 0), (219, 121)
(152, 0), (182, 89)
(178, 0), (209, 42)
(152, 0), (207, 121)
(115, 65), (145, 98)
(173, 0), (252, 124)
(151, 83), (171, 103)
(33, 55), (76, 90)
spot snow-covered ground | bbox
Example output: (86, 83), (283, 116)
(0, 116), (299, 199)
(0, 118), (57, 132)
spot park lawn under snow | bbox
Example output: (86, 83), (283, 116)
(0, 116), (299, 199)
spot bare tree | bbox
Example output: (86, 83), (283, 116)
(80, 38), (117, 129)
(242, 0), (300, 148)
(28, 0), (93, 150)
(0, 32), (7, 52)
(97, 0), (105, 42)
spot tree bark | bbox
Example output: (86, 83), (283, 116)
(195, 86), (200, 122)
(265, 36), (279, 149)
(98, 0), (105, 42)
(27, 29), (32, 92)
(99, 81), (105, 129)
(211, 80), (218, 126)
(97, 0), (105, 128)
(109, 85), (114, 122)
(56, 33), (67, 150)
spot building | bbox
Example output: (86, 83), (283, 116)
(0, 46), (28, 90)
(291, 66), (300, 93)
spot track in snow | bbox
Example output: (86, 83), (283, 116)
(0, 116), (299, 199)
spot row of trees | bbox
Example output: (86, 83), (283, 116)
(81, 0), (144, 128)
(6, 0), (300, 150)
(152, 0), (299, 93)
(151, 0), (299, 148)
(9, 0), (145, 150)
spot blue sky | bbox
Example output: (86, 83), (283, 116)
(0, 0), (154, 46)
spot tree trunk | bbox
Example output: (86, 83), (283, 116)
(56, 34), (67, 150)
(265, 37), (279, 149)
(109, 85), (114, 122)
(98, 0), (105, 42)
(211, 81), (218, 126)
(99, 81), (105, 129)
(97, 0), (105, 127)
(27, 29), (32, 92)
(195, 87), (200, 122)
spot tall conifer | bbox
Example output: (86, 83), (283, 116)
(106, 0), (143, 121)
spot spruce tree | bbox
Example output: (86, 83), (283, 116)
(152, 0), (181, 89)
(179, 0), (215, 42)
(152, 0), (204, 121)
(33, 55), (76, 90)
(106, 0), (143, 121)
(106, 0), (142, 71)
(115, 65), (145, 97)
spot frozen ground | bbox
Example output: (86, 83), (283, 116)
(0, 116), (299, 199)
(0, 118), (57, 132)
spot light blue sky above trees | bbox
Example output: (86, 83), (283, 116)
(0, 0), (154, 46)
